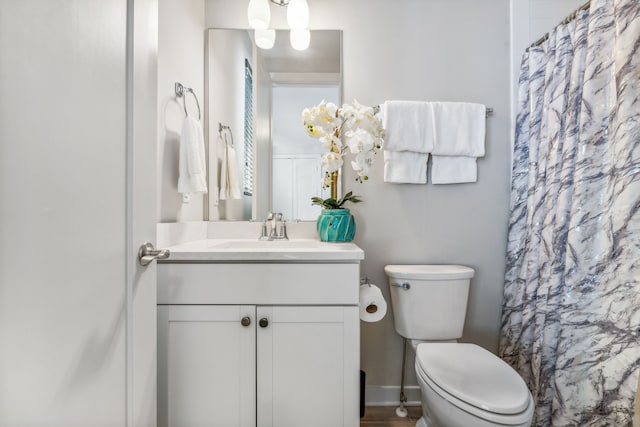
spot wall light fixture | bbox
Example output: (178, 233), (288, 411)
(248, 0), (311, 50)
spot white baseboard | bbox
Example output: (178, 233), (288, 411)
(364, 385), (422, 407)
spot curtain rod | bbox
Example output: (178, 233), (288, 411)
(530, 0), (591, 48)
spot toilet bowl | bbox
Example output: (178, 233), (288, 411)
(385, 265), (534, 427)
(415, 343), (534, 427)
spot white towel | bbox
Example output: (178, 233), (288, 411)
(382, 101), (434, 184)
(429, 102), (485, 157)
(383, 151), (428, 184)
(382, 101), (434, 153)
(431, 156), (478, 184)
(177, 116), (207, 202)
(382, 101), (486, 184)
(428, 102), (485, 184)
(219, 139), (242, 200)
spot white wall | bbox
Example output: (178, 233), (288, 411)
(158, 0), (205, 222)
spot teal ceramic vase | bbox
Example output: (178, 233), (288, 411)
(317, 208), (356, 242)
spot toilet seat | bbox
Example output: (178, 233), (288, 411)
(416, 343), (533, 425)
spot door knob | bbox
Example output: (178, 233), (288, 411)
(137, 242), (170, 266)
(259, 318), (269, 328)
(241, 317), (251, 327)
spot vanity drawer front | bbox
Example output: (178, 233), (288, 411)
(157, 263), (360, 305)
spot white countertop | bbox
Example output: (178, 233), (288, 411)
(160, 238), (364, 262)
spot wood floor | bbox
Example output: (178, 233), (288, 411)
(360, 406), (422, 427)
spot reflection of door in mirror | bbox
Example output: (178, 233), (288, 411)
(272, 85), (338, 221)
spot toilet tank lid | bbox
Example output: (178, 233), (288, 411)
(384, 265), (474, 280)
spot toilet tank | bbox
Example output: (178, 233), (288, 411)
(385, 265), (474, 340)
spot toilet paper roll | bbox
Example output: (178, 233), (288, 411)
(359, 284), (387, 322)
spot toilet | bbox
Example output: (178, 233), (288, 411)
(385, 265), (534, 427)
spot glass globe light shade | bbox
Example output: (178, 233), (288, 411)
(290, 28), (310, 51)
(287, 0), (309, 30)
(255, 29), (276, 49)
(247, 0), (270, 30)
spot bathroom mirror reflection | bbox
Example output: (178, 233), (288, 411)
(206, 29), (342, 221)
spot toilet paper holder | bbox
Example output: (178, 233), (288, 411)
(360, 278), (379, 314)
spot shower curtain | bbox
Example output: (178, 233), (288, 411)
(499, 0), (640, 426)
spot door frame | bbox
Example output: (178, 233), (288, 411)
(126, 0), (159, 425)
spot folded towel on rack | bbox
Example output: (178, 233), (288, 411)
(428, 102), (485, 157)
(219, 136), (242, 200)
(383, 151), (429, 184)
(381, 100), (486, 184)
(429, 102), (486, 184)
(431, 156), (478, 184)
(382, 101), (434, 153)
(178, 116), (207, 202)
(382, 101), (435, 183)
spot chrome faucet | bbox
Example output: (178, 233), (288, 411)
(270, 212), (288, 240)
(259, 212), (288, 241)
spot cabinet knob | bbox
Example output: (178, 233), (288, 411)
(259, 318), (269, 328)
(241, 317), (251, 327)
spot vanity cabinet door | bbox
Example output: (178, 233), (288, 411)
(158, 305), (256, 427)
(256, 306), (360, 427)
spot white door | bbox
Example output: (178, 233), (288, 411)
(0, 1), (158, 426)
(157, 305), (256, 427)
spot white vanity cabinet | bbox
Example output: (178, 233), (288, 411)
(157, 305), (257, 427)
(157, 259), (361, 427)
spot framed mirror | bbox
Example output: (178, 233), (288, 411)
(206, 29), (342, 221)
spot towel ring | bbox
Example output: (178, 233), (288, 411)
(219, 123), (234, 147)
(175, 82), (201, 121)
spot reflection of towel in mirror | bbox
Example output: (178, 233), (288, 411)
(178, 116), (208, 202)
(219, 138), (242, 200)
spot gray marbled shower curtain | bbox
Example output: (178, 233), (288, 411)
(499, 0), (640, 426)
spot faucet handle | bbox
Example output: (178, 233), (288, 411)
(259, 212), (275, 240)
(271, 213), (288, 240)
(259, 221), (270, 240)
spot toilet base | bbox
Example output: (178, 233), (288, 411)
(415, 416), (428, 427)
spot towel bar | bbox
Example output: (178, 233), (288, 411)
(373, 104), (494, 117)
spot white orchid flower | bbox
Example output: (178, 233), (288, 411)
(321, 152), (344, 173)
(303, 99), (385, 191)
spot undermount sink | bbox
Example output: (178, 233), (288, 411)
(208, 239), (323, 250)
